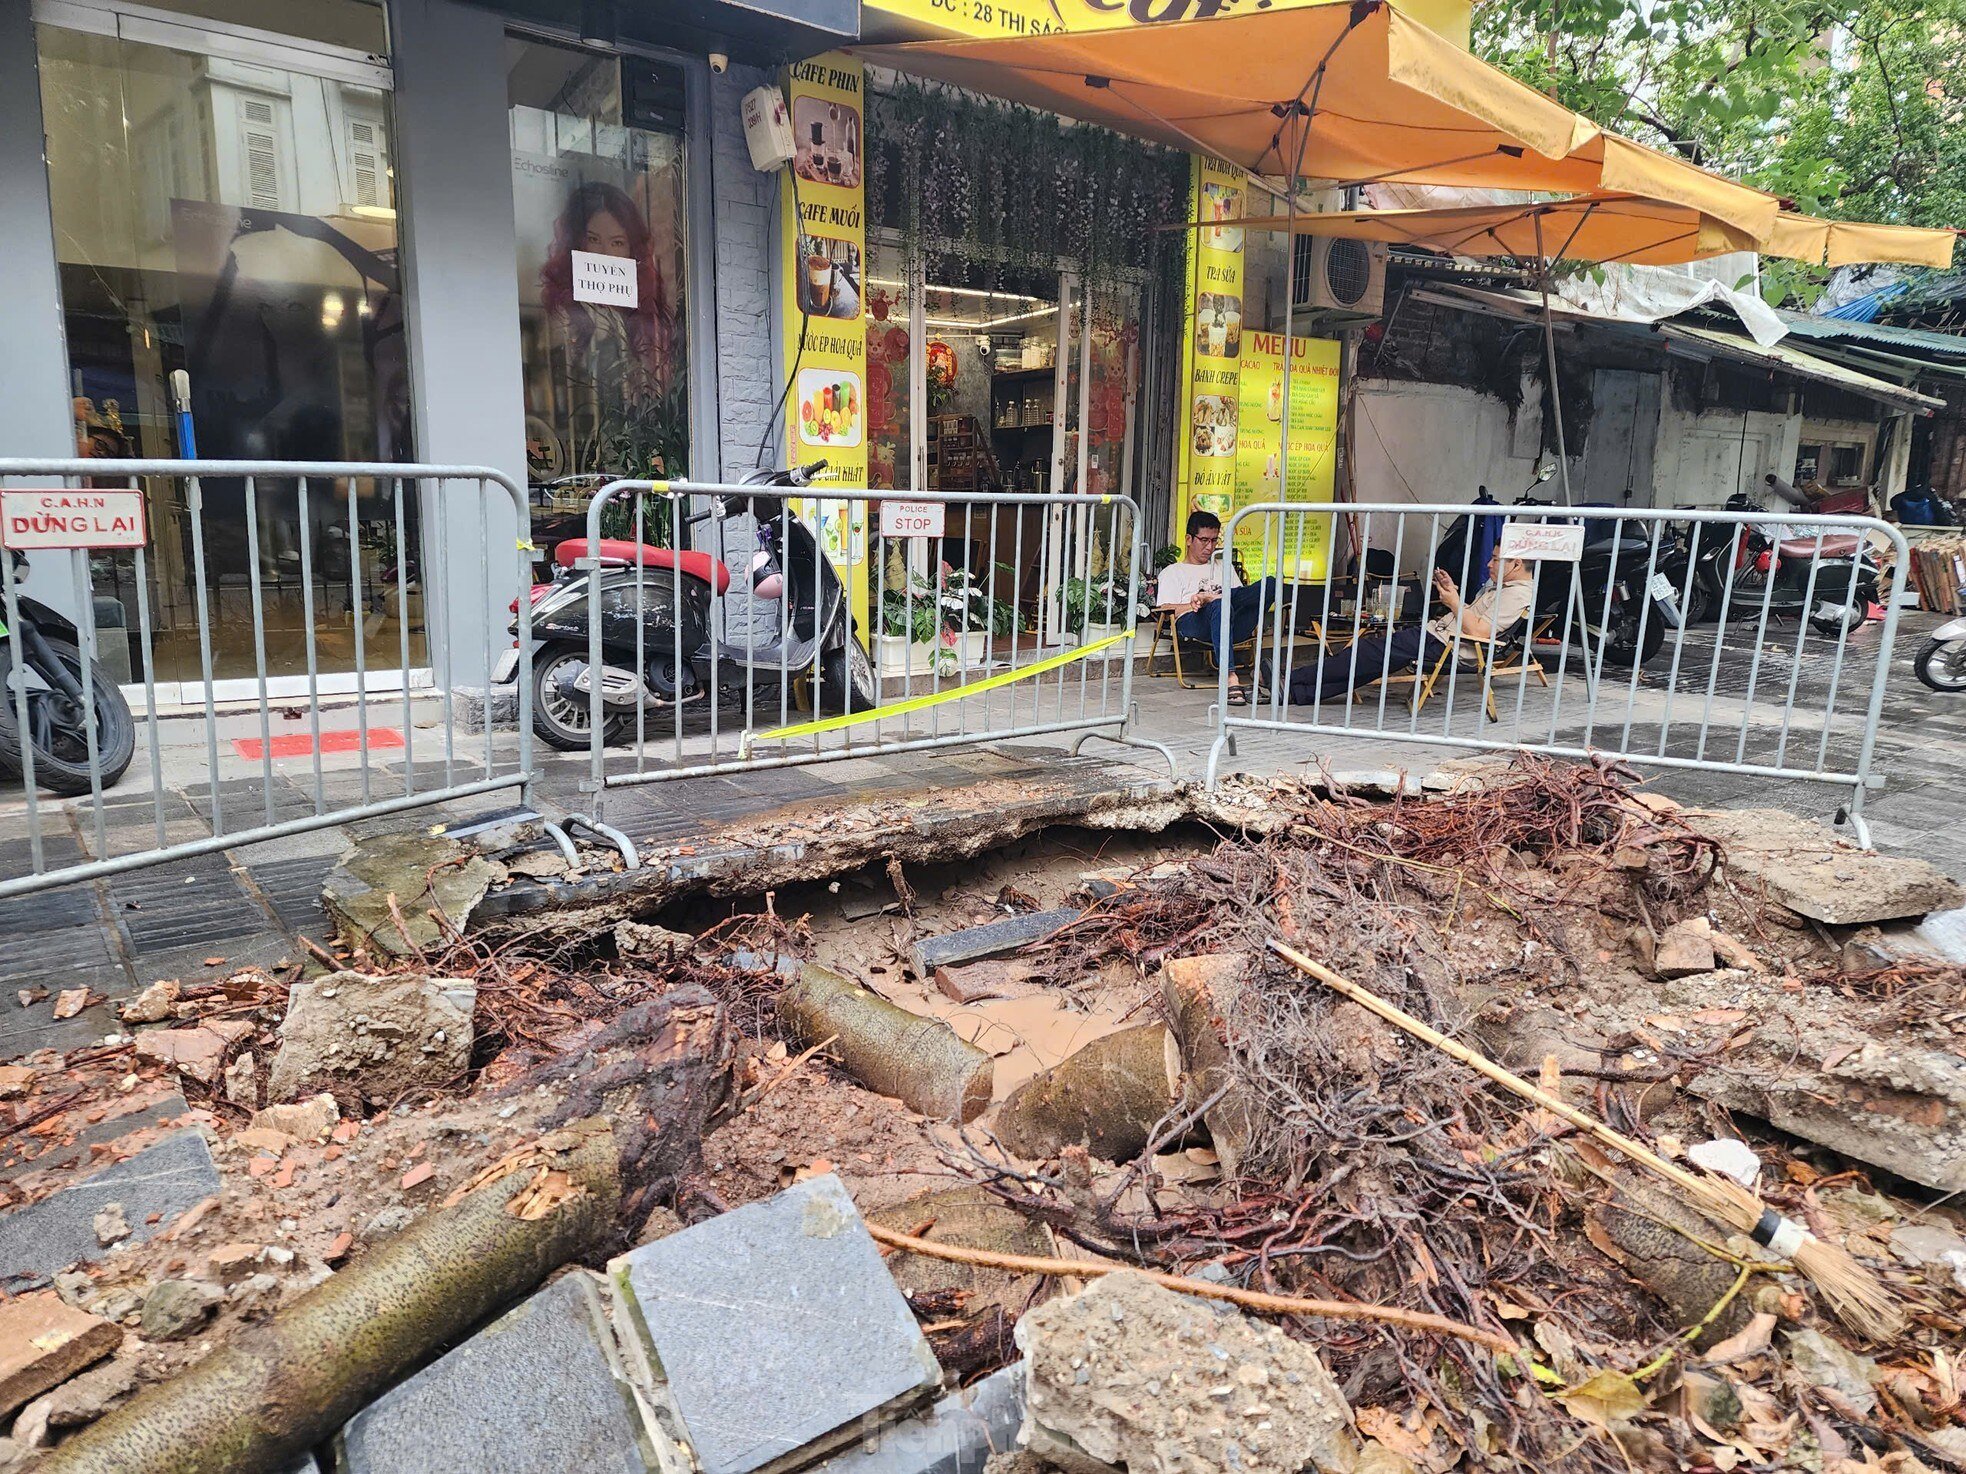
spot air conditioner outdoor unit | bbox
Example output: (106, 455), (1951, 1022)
(1291, 235), (1387, 319)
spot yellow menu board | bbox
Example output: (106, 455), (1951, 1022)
(781, 55), (870, 616)
(1175, 155), (1245, 530)
(859, 0), (1470, 49)
(1231, 332), (1340, 578)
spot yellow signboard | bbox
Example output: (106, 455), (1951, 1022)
(1231, 332), (1340, 578)
(780, 54), (870, 620)
(1175, 155), (1245, 528)
(860, 0), (1470, 50)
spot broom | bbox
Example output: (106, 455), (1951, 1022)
(1266, 938), (1905, 1342)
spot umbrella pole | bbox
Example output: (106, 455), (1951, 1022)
(1532, 213), (1573, 507)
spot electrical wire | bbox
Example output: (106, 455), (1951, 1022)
(756, 163), (812, 468)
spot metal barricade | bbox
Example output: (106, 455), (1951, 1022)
(565, 479), (1176, 822)
(0, 459), (539, 900)
(1205, 500), (1909, 844)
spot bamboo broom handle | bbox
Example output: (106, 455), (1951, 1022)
(1266, 939), (1737, 1219)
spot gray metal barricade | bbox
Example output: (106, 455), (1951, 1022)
(1205, 500), (1909, 844)
(0, 459), (539, 900)
(561, 479), (1176, 823)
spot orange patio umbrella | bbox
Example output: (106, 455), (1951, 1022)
(850, 1), (1784, 236)
(1213, 195), (1958, 270)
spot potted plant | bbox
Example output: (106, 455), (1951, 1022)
(876, 545), (1017, 676)
(1063, 529), (1146, 648)
(936, 563), (1017, 669)
(877, 548), (940, 678)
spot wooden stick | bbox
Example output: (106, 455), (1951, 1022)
(864, 1223), (1515, 1355)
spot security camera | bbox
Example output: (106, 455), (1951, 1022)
(974, 335), (993, 357)
(709, 50), (729, 74)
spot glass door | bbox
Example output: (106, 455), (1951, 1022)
(35, 0), (418, 704)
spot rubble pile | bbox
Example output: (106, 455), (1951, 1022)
(2, 758), (1965, 1473)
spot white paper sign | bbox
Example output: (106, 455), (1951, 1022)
(879, 500), (945, 539)
(1, 489), (147, 550)
(1499, 523), (1586, 563)
(571, 250), (638, 309)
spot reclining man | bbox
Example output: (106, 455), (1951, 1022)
(1277, 545), (1534, 705)
(1156, 510), (1279, 705)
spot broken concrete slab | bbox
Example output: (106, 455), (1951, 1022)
(337, 1269), (669, 1474)
(807, 1364), (1023, 1474)
(610, 1174), (940, 1474)
(1694, 808), (1964, 926)
(1653, 919), (1717, 979)
(321, 831), (499, 956)
(1642, 970), (1966, 1193)
(910, 909), (1079, 981)
(1014, 1272), (1359, 1474)
(0, 1130), (220, 1291)
(266, 971), (474, 1106)
(0, 1292), (121, 1418)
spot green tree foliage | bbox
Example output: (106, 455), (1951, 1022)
(1474, 0), (1965, 298)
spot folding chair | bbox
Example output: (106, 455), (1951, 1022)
(1406, 616), (1549, 721)
(1147, 609), (1256, 689)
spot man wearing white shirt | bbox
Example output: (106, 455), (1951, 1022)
(1157, 510), (1278, 704)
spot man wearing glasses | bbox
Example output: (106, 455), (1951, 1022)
(1155, 509), (1278, 705)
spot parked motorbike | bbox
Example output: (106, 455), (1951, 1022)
(505, 461), (880, 751)
(1692, 492), (1879, 638)
(0, 550), (136, 794)
(1914, 615), (1966, 693)
(1511, 483), (1681, 668)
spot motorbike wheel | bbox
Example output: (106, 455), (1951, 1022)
(1914, 636), (1966, 693)
(1591, 608), (1665, 669)
(818, 638), (880, 717)
(0, 638), (137, 795)
(529, 642), (625, 752)
(1682, 581), (1716, 626)
(1807, 600), (1869, 639)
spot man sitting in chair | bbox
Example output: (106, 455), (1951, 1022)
(1278, 546), (1534, 705)
(1156, 510), (1279, 705)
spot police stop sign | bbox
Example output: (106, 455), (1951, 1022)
(1, 489), (148, 550)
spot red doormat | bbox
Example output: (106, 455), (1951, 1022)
(233, 728), (405, 760)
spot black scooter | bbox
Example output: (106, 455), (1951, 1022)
(1686, 492), (1879, 638)
(508, 461), (879, 750)
(1512, 483), (1682, 668)
(0, 550), (136, 794)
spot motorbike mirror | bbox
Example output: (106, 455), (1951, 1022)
(1534, 463), (1556, 483)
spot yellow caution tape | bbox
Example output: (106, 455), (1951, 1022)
(744, 630), (1133, 752)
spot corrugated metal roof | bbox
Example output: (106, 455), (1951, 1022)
(1658, 323), (1944, 414)
(1778, 310), (1966, 361)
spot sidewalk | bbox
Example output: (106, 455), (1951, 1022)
(2, 612), (1959, 1063)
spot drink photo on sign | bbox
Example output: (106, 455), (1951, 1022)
(792, 94), (862, 189)
(797, 233), (862, 320)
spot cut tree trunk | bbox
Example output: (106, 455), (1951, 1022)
(994, 1023), (1182, 1162)
(1161, 954), (1261, 1181)
(778, 963), (992, 1122)
(41, 988), (735, 1474)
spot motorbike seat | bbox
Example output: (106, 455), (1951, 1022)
(1776, 533), (1862, 560)
(554, 538), (731, 594)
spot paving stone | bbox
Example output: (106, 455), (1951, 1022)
(807, 1364), (1023, 1474)
(0, 1130), (220, 1291)
(0, 1291), (121, 1417)
(909, 909), (1081, 980)
(1694, 807), (1964, 925)
(0, 1092), (189, 1175)
(337, 1270), (664, 1474)
(610, 1174), (939, 1474)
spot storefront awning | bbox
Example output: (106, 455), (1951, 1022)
(1211, 195), (1959, 270)
(849, 1), (1783, 235)
(1657, 323), (1944, 414)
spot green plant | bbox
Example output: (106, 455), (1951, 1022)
(1153, 544), (1182, 571)
(1061, 574), (1142, 636)
(880, 563), (1016, 641)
